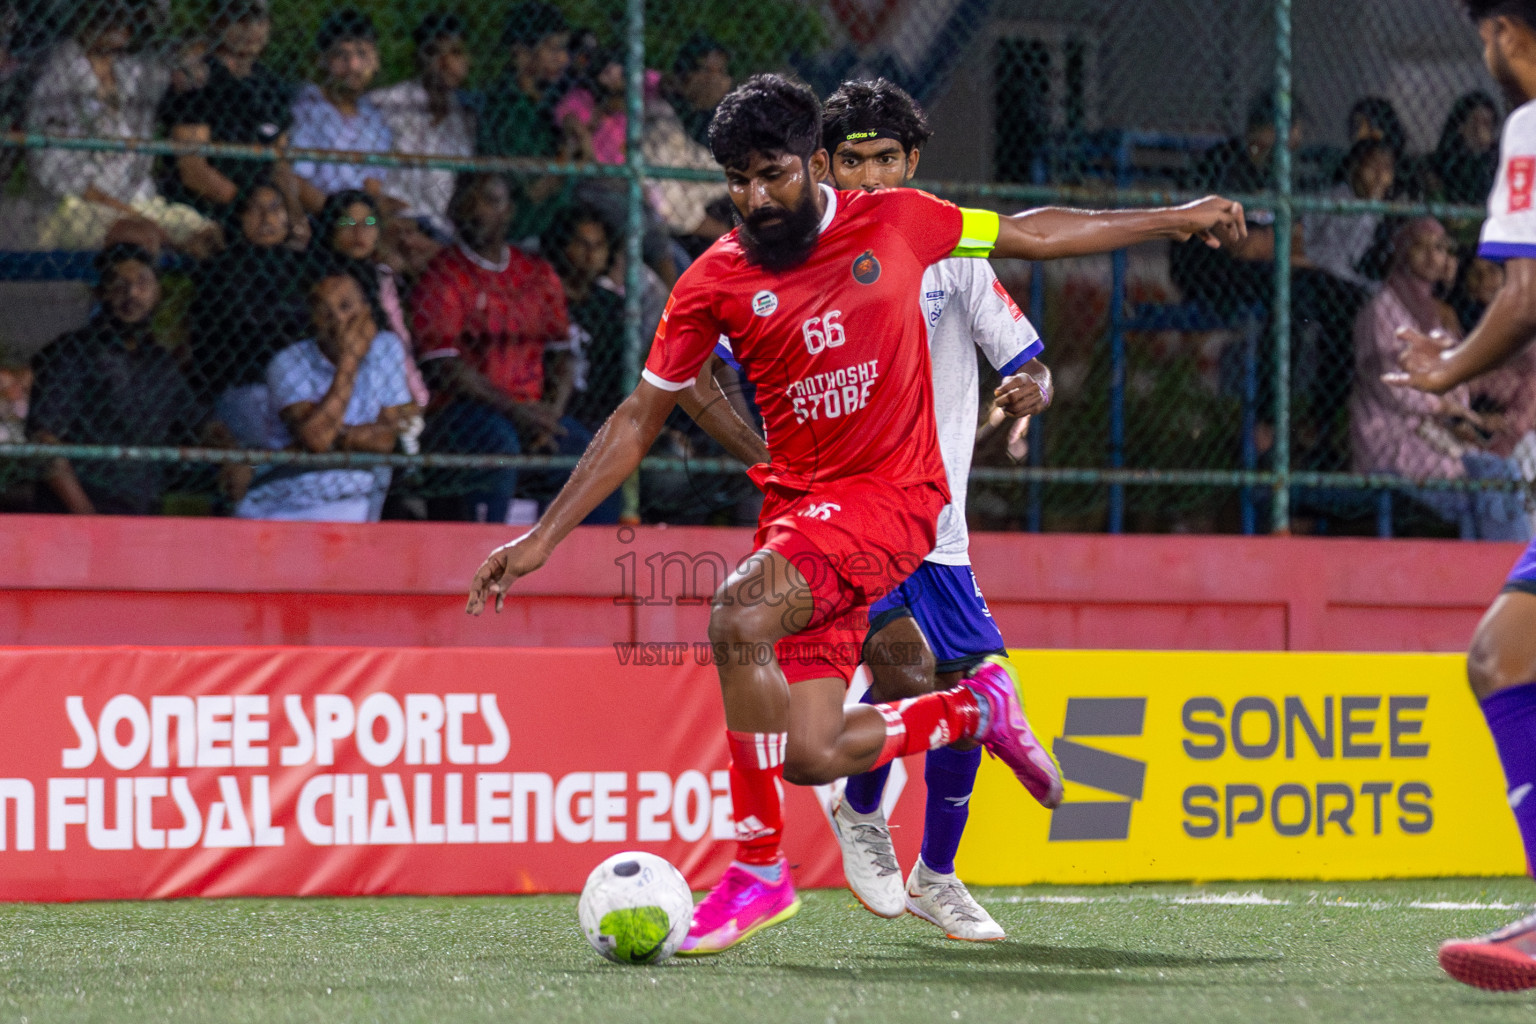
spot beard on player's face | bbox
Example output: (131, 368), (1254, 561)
(1491, 44), (1529, 108)
(738, 172), (822, 272)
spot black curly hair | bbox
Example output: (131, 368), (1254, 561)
(95, 243), (157, 286)
(540, 204), (611, 278)
(822, 78), (933, 155)
(316, 7), (375, 53)
(707, 73), (822, 171)
(1465, 0), (1536, 29)
(413, 11), (465, 50)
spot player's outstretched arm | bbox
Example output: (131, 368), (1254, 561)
(1386, 258), (1536, 395)
(675, 355), (771, 467)
(990, 196), (1247, 262)
(466, 381), (678, 615)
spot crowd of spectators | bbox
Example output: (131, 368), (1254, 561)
(3, 0), (1531, 537)
(1158, 88), (1536, 536)
(3, 0), (736, 524)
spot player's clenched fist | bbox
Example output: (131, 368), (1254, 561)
(1176, 195), (1248, 249)
(466, 533), (552, 614)
(993, 369), (1052, 418)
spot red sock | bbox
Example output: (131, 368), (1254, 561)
(870, 686), (983, 770)
(726, 730), (787, 865)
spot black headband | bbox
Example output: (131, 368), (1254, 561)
(834, 126), (905, 150)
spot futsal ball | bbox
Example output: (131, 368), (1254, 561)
(578, 851), (694, 964)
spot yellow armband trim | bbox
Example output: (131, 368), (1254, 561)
(952, 207), (1000, 258)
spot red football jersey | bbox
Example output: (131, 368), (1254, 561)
(412, 243), (569, 404)
(644, 186), (963, 493)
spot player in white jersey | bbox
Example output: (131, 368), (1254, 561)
(818, 78), (1055, 940)
(1390, 0), (1536, 991)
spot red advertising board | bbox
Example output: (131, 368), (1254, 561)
(0, 647), (927, 901)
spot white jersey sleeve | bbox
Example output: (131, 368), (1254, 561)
(1480, 99), (1536, 262)
(922, 260), (1044, 566)
(957, 260), (1044, 373)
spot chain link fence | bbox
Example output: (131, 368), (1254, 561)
(0, 0), (1526, 538)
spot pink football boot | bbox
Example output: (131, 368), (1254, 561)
(676, 857), (801, 956)
(963, 656), (1064, 808)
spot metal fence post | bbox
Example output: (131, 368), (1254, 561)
(620, 0), (647, 521)
(1271, 0), (1293, 534)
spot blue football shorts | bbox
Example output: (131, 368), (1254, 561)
(866, 560), (1006, 674)
(1504, 537), (1536, 596)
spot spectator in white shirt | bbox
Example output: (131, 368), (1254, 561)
(26, 0), (213, 250)
(236, 273), (416, 522)
(1304, 139), (1396, 292)
(289, 8), (395, 212)
(367, 12), (473, 238)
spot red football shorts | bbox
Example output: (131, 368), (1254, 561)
(752, 474), (945, 684)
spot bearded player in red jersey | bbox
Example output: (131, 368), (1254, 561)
(467, 74), (1245, 955)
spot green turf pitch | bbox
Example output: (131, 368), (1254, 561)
(2, 880), (1534, 1023)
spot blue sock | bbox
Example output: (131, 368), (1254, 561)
(920, 744), (983, 875)
(845, 689), (890, 814)
(1482, 681), (1536, 875)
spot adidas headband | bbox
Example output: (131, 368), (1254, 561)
(833, 126), (905, 149)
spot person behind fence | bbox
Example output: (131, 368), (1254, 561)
(539, 204), (624, 432)
(477, 1), (574, 244)
(1173, 91), (1306, 315)
(289, 8), (396, 214)
(163, 0), (307, 230)
(313, 190), (429, 407)
(1424, 90), (1502, 207)
(235, 273), (417, 522)
(1304, 139), (1396, 292)
(366, 12), (473, 241)
(551, 44), (682, 285)
(189, 179), (314, 448)
(413, 172), (619, 523)
(663, 32), (732, 150)
(27, 244), (223, 515)
(25, 0), (215, 252)
(379, 209), (444, 284)
(1350, 217), (1526, 539)
(1175, 91), (1365, 469)
(642, 63), (733, 262)
(1348, 97), (1410, 165)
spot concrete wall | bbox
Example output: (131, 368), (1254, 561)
(0, 515), (1511, 651)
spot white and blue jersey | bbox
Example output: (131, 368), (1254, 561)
(1486, 100), (1536, 592)
(868, 258), (1042, 668)
(1479, 97), (1536, 263)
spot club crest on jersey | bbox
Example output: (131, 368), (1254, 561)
(852, 249), (881, 285)
(752, 290), (779, 316)
(925, 288), (946, 325)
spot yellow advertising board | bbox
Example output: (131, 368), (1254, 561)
(956, 651), (1526, 884)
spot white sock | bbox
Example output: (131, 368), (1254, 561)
(737, 859), (783, 883)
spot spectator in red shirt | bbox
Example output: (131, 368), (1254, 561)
(414, 171), (616, 522)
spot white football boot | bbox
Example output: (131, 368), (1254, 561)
(905, 856), (1005, 942)
(829, 796), (906, 918)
